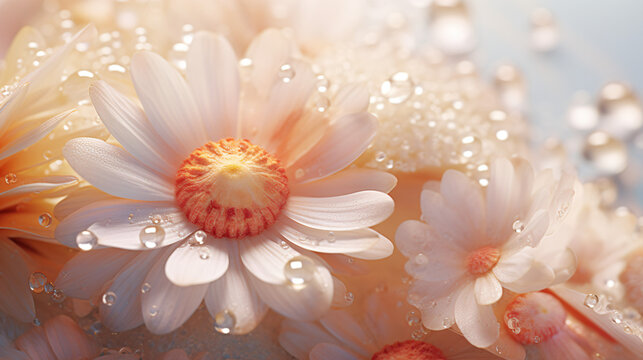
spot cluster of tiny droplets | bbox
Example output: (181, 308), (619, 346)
(583, 293), (643, 342)
(314, 43), (528, 178)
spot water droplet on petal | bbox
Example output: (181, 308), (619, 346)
(102, 291), (116, 306)
(284, 256), (316, 288)
(198, 248), (210, 260)
(214, 310), (236, 334)
(278, 64), (295, 83)
(76, 230), (98, 251)
(512, 219), (525, 233)
(584, 294), (599, 309)
(51, 289), (65, 303)
(141, 283), (151, 294)
(4, 173), (17, 184)
(294, 168), (305, 180)
(407, 310), (421, 326)
(344, 291), (354, 305)
(29, 272), (47, 293)
(193, 230), (207, 245)
(38, 213), (52, 227)
(149, 305), (159, 317)
(44, 282), (54, 294)
(139, 225), (165, 248)
(381, 72), (414, 104)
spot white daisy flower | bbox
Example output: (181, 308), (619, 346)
(279, 287), (496, 360)
(395, 158), (579, 348)
(55, 29), (395, 335)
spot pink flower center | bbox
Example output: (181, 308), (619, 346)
(175, 138), (289, 239)
(504, 292), (566, 345)
(465, 246), (500, 275)
(619, 249), (643, 313)
(372, 340), (446, 360)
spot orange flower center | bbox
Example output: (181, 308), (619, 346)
(465, 246), (500, 275)
(372, 340), (446, 360)
(619, 249), (643, 313)
(175, 138), (289, 239)
(504, 292), (566, 345)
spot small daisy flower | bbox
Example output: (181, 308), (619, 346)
(279, 287), (496, 360)
(0, 315), (99, 360)
(55, 29), (395, 335)
(494, 291), (640, 360)
(395, 158), (579, 347)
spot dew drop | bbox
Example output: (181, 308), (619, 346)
(127, 213), (134, 223)
(44, 282), (54, 294)
(102, 291), (116, 306)
(327, 232), (336, 243)
(530, 8), (559, 52)
(460, 135), (481, 159)
(411, 328), (424, 340)
(279, 240), (290, 249)
(533, 335), (541, 344)
(193, 230), (207, 245)
(582, 131), (627, 174)
(198, 247), (210, 260)
(29, 272), (47, 293)
(442, 317), (452, 328)
(316, 75), (330, 93)
(278, 64), (295, 83)
(611, 312), (623, 325)
(149, 305), (159, 317)
(38, 213), (52, 227)
(51, 289), (65, 303)
(406, 310), (420, 326)
(284, 256), (316, 288)
(375, 151), (387, 162)
(139, 225), (165, 248)
(141, 282), (151, 294)
(380, 72), (414, 104)
(294, 168), (305, 180)
(344, 291), (355, 305)
(214, 310), (236, 334)
(150, 214), (162, 224)
(76, 230), (98, 251)
(584, 294), (599, 309)
(4, 173), (17, 184)
(512, 219), (525, 233)
(598, 82), (643, 137)
(429, 0), (475, 55)
(414, 253), (428, 265)
(314, 95), (330, 113)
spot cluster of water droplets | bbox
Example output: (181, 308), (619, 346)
(583, 293), (643, 341)
(315, 41), (526, 176)
(28, 271), (66, 304)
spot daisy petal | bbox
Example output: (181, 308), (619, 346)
(291, 168), (397, 197)
(330, 84), (369, 117)
(455, 284), (500, 348)
(320, 310), (377, 355)
(420, 293), (457, 331)
(100, 250), (161, 332)
(440, 170), (485, 238)
(142, 250), (208, 335)
(284, 191), (393, 231)
(395, 220), (435, 258)
(279, 320), (339, 360)
(165, 238), (228, 286)
(0, 175), (77, 200)
(345, 235), (393, 260)
(275, 217), (388, 258)
(539, 332), (591, 360)
(0, 109), (73, 160)
(14, 326), (56, 360)
(502, 261), (555, 293)
(492, 247), (534, 283)
(474, 272), (503, 305)
(45, 315), (98, 359)
(187, 32), (239, 139)
(485, 158), (516, 245)
(56, 248), (137, 300)
(205, 243), (268, 335)
(239, 231), (302, 284)
(244, 29), (295, 97)
(420, 190), (470, 251)
(53, 186), (113, 220)
(89, 80), (178, 173)
(310, 343), (359, 360)
(56, 199), (196, 250)
(249, 261), (333, 321)
(0, 240), (34, 322)
(63, 138), (174, 201)
(287, 112), (377, 183)
(130, 51), (207, 158)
